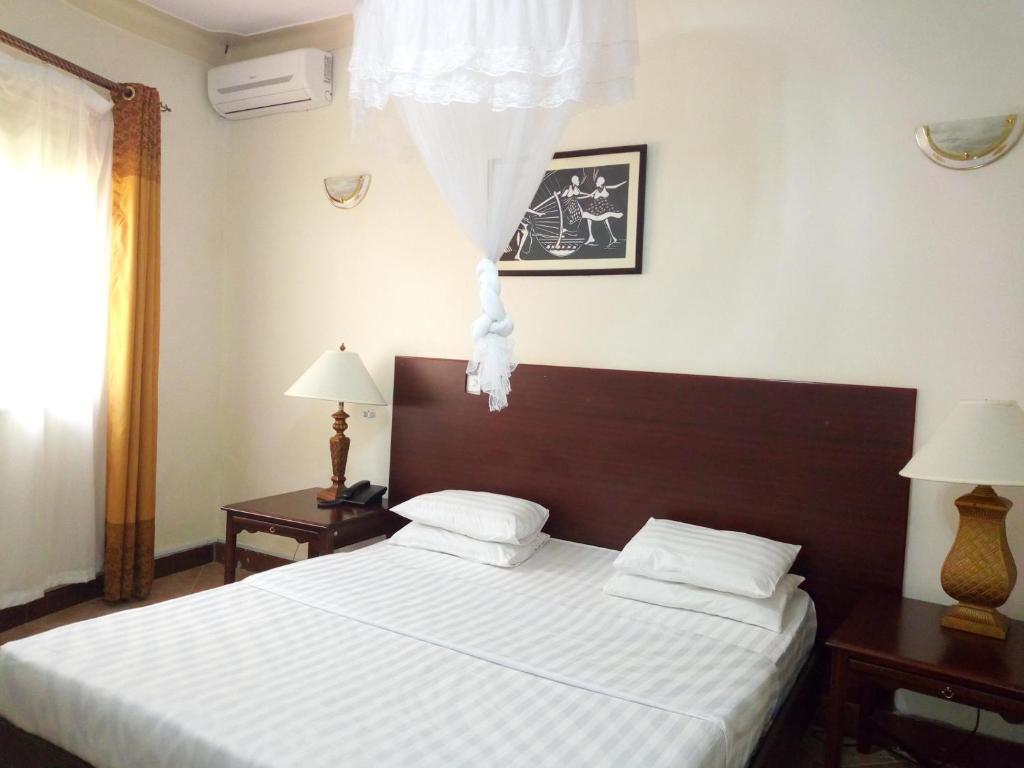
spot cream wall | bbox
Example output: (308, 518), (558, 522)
(220, 0), (1024, 735)
(6, 0), (1024, 744)
(221, 0), (1024, 614)
(0, 0), (229, 554)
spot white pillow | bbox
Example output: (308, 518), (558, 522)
(604, 571), (805, 632)
(390, 490), (548, 544)
(389, 522), (550, 567)
(613, 518), (801, 599)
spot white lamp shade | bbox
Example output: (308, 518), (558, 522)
(285, 350), (386, 405)
(900, 400), (1024, 486)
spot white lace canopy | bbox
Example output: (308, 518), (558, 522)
(350, 0), (638, 410)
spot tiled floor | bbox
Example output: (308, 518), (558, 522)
(793, 727), (914, 767)
(0, 562), (249, 647)
(0, 564), (912, 767)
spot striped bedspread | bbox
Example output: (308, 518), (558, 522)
(0, 538), (814, 768)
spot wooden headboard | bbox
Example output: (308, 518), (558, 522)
(389, 356), (917, 639)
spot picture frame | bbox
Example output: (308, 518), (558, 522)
(499, 144), (647, 276)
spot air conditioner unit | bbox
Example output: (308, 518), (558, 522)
(208, 49), (333, 120)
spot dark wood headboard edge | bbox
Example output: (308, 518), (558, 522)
(389, 356), (917, 639)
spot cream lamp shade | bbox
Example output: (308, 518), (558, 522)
(285, 350), (386, 405)
(899, 400), (1024, 486)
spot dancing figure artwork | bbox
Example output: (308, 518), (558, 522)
(500, 145), (646, 276)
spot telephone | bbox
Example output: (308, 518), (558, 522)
(318, 480), (387, 508)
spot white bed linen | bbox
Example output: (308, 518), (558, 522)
(0, 538), (815, 768)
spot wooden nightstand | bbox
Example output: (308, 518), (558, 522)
(825, 593), (1024, 768)
(221, 488), (403, 584)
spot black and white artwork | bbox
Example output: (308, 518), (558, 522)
(500, 145), (646, 276)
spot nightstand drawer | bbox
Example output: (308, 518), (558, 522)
(232, 516), (317, 541)
(849, 658), (1024, 719)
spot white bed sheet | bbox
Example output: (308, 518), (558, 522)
(0, 538), (815, 768)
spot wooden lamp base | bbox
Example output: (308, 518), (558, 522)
(939, 485), (1016, 640)
(316, 401), (350, 507)
(316, 485), (346, 505)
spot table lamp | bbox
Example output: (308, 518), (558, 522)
(285, 344), (386, 506)
(900, 400), (1024, 639)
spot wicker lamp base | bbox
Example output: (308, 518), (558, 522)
(939, 485), (1016, 640)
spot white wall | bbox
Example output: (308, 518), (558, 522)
(220, 0), (1024, 739)
(221, 0), (1024, 609)
(0, 0), (229, 555)
(7, 0), (1024, 744)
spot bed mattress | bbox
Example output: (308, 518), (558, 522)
(0, 537), (815, 768)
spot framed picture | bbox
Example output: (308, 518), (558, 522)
(499, 144), (646, 276)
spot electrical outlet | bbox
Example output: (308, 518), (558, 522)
(465, 374), (481, 395)
(362, 409), (377, 419)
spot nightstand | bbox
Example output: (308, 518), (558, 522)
(825, 593), (1024, 768)
(221, 488), (403, 583)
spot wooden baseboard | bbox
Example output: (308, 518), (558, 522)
(212, 542), (292, 573)
(0, 544), (215, 634)
(0, 579), (104, 634)
(153, 544), (216, 579)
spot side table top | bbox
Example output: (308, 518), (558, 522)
(827, 593), (1024, 696)
(222, 488), (388, 528)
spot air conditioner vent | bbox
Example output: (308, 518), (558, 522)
(224, 98), (312, 115)
(218, 75), (293, 95)
(323, 56), (333, 84)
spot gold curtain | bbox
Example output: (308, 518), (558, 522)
(104, 85), (161, 602)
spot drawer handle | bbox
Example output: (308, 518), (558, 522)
(268, 525), (276, 534)
(940, 685), (955, 700)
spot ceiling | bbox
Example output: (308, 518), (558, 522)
(138, 0), (359, 36)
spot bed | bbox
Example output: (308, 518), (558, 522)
(0, 356), (917, 767)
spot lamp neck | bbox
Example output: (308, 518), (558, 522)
(327, 402), (351, 491)
(331, 402), (349, 434)
(957, 484), (1011, 516)
(970, 484), (997, 499)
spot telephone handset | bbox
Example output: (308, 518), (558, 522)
(318, 480), (387, 508)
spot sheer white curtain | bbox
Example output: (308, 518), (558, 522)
(0, 52), (113, 609)
(350, 0), (637, 410)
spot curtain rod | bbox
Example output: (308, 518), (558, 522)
(0, 28), (171, 113)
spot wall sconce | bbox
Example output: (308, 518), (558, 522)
(915, 114), (1024, 170)
(324, 174), (371, 208)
